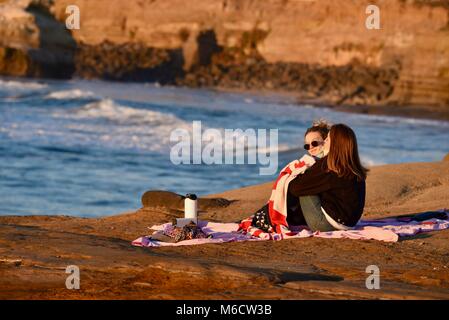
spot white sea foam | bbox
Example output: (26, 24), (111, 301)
(52, 99), (194, 152)
(52, 99), (291, 156)
(73, 99), (185, 126)
(0, 79), (48, 90)
(45, 89), (95, 100)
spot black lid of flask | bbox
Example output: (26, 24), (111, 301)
(185, 193), (197, 200)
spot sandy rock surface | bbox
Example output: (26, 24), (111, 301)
(1, 160), (448, 299)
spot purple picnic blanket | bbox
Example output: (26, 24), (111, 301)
(132, 209), (449, 247)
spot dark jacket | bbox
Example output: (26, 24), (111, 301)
(287, 156), (366, 227)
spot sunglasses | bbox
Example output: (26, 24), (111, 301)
(304, 140), (323, 150)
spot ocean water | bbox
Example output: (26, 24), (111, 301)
(1, 77), (448, 217)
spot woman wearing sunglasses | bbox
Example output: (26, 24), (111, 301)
(287, 123), (368, 231)
(303, 119), (331, 159)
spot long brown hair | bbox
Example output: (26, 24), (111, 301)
(327, 124), (368, 181)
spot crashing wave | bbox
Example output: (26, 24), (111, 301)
(45, 89), (95, 100)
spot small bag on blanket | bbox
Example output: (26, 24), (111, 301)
(151, 220), (209, 243)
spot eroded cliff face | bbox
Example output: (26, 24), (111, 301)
(1, 0), (448, 110)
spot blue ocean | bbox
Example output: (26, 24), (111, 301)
(1, 77), (448, 217)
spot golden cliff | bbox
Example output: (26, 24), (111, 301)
(1, 0), (448, 116)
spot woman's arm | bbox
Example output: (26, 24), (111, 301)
(288, 158), (332, 197)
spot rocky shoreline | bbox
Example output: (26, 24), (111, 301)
(73, 39), (407, 115)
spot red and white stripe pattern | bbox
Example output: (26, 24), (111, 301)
(239, 154), (316, 239)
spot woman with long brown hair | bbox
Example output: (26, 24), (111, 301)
(287, 124), (368, 231)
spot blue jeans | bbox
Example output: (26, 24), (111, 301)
(299, 196), (337, 232)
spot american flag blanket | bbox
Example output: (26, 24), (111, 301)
(238, 154), (317, 239)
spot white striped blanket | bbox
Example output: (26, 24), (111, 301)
(238, 154), (316, 239)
